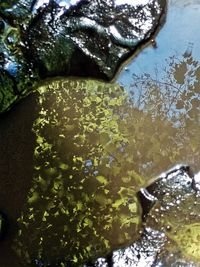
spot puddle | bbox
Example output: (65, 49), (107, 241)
(13, 79), (144, 266)
(1, 0), (200, 266)
(0, 0), (166, 113)
(117, 0), (200, 178)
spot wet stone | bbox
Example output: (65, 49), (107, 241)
(88, 165), (200, 267)
(0, 0), (167, 113)
(0, 77), (200, 266)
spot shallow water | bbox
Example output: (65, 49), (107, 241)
(117, 0), (200, 178)
(1, 0), (200, 266)
(13, 79), (144, 266)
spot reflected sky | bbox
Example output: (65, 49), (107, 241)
(13, 79), (144, 266)
(118, 0), (200, 85)
(1, 1), (200, 266)
(117, 0), (200, 175)
(13, 68), (200, 264)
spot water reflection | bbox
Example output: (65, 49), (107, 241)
(2, 0), (200, 266)
(113, 2), (200, 263)
(13, 54), (200, 263)
(125, 50), (200, 176)
(91, 165), (200, 267)
(14, 79), (145, 266)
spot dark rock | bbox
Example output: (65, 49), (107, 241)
(0, 0), (167, 113)
(89, 164), (200, 266)
(26, 0), (167, 79)
(0, 15), (39, 113)
(0, 76), (200, 266)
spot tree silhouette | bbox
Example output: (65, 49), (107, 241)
(13, 49), (200, 266)
(14, 79), (144, 266)
(129, 47), (200, 172)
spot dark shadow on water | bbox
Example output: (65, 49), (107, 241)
(0, 93), (38, 267)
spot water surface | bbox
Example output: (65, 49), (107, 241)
(117, 0), (200, 177)
(1, 0), (200, 266)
